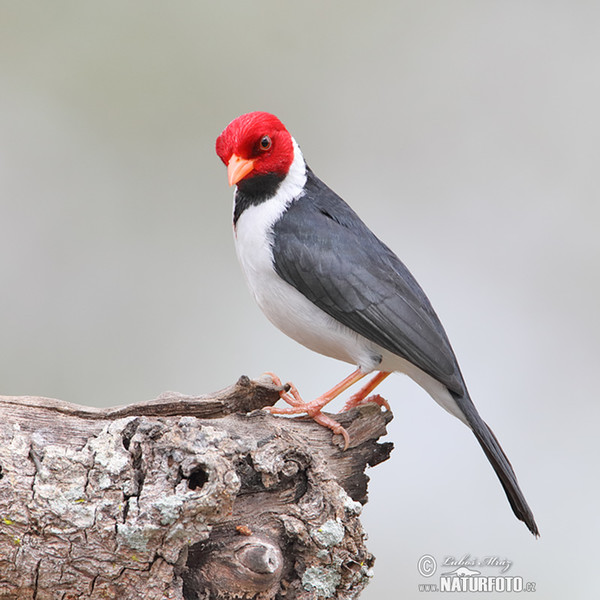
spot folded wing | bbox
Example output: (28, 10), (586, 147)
(271, 170), (465, 396)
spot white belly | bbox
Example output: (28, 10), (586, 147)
(234, 198), (381, 371)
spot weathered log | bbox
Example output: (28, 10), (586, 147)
(0, 376), (393, 599)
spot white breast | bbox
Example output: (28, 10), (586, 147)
(232, 139), (381, 372)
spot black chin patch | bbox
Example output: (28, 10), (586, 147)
(233, 173), (285, 225)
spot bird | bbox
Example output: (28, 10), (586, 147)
(215, 111), (539, 536)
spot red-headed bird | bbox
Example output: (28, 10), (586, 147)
(216, 111), (538, 536)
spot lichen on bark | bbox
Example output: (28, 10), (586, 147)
(0, 377), (392, 599)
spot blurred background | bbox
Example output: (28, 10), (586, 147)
(1, 2), (598, 597)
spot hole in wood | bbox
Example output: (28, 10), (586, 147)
(187, 466), (209, 491)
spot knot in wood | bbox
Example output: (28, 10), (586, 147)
(234, 538), (282, 575)
(186, 533), (284, 599)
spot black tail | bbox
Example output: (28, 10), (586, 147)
(453, 392), (539, 536)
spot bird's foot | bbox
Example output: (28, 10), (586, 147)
(340, 371), (392, 412)
(342, 393), (391, 412)
(262, 372), (351, 449)
(262, 372), (306, 409)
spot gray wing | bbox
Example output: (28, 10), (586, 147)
(271, 170), (465, 395)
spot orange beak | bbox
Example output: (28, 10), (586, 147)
(227, 154), (255, 186)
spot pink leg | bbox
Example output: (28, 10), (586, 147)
(265, 368), (368, 416)
(342, 371), (392, 411)
(263, 369), (370, 449)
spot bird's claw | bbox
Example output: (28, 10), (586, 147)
(343, 393), (390, 412)
(261, 372), (351, 450)
(263, 371), (290, 394)
(312, 412), (350, 450)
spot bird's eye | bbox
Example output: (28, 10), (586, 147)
(259, 135), (272, 151)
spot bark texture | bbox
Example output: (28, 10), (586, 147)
(0, 376), (393, 600)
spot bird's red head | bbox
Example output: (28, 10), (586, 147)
(216, 112), (294, 186)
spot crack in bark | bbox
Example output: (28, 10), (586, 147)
(33, 559), (41, 600)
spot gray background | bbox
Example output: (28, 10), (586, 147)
(1, 2), (598, 598)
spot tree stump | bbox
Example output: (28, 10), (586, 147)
(0, 376), (393, 599)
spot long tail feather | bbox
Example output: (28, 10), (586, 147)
(453, 392), (539, 536)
